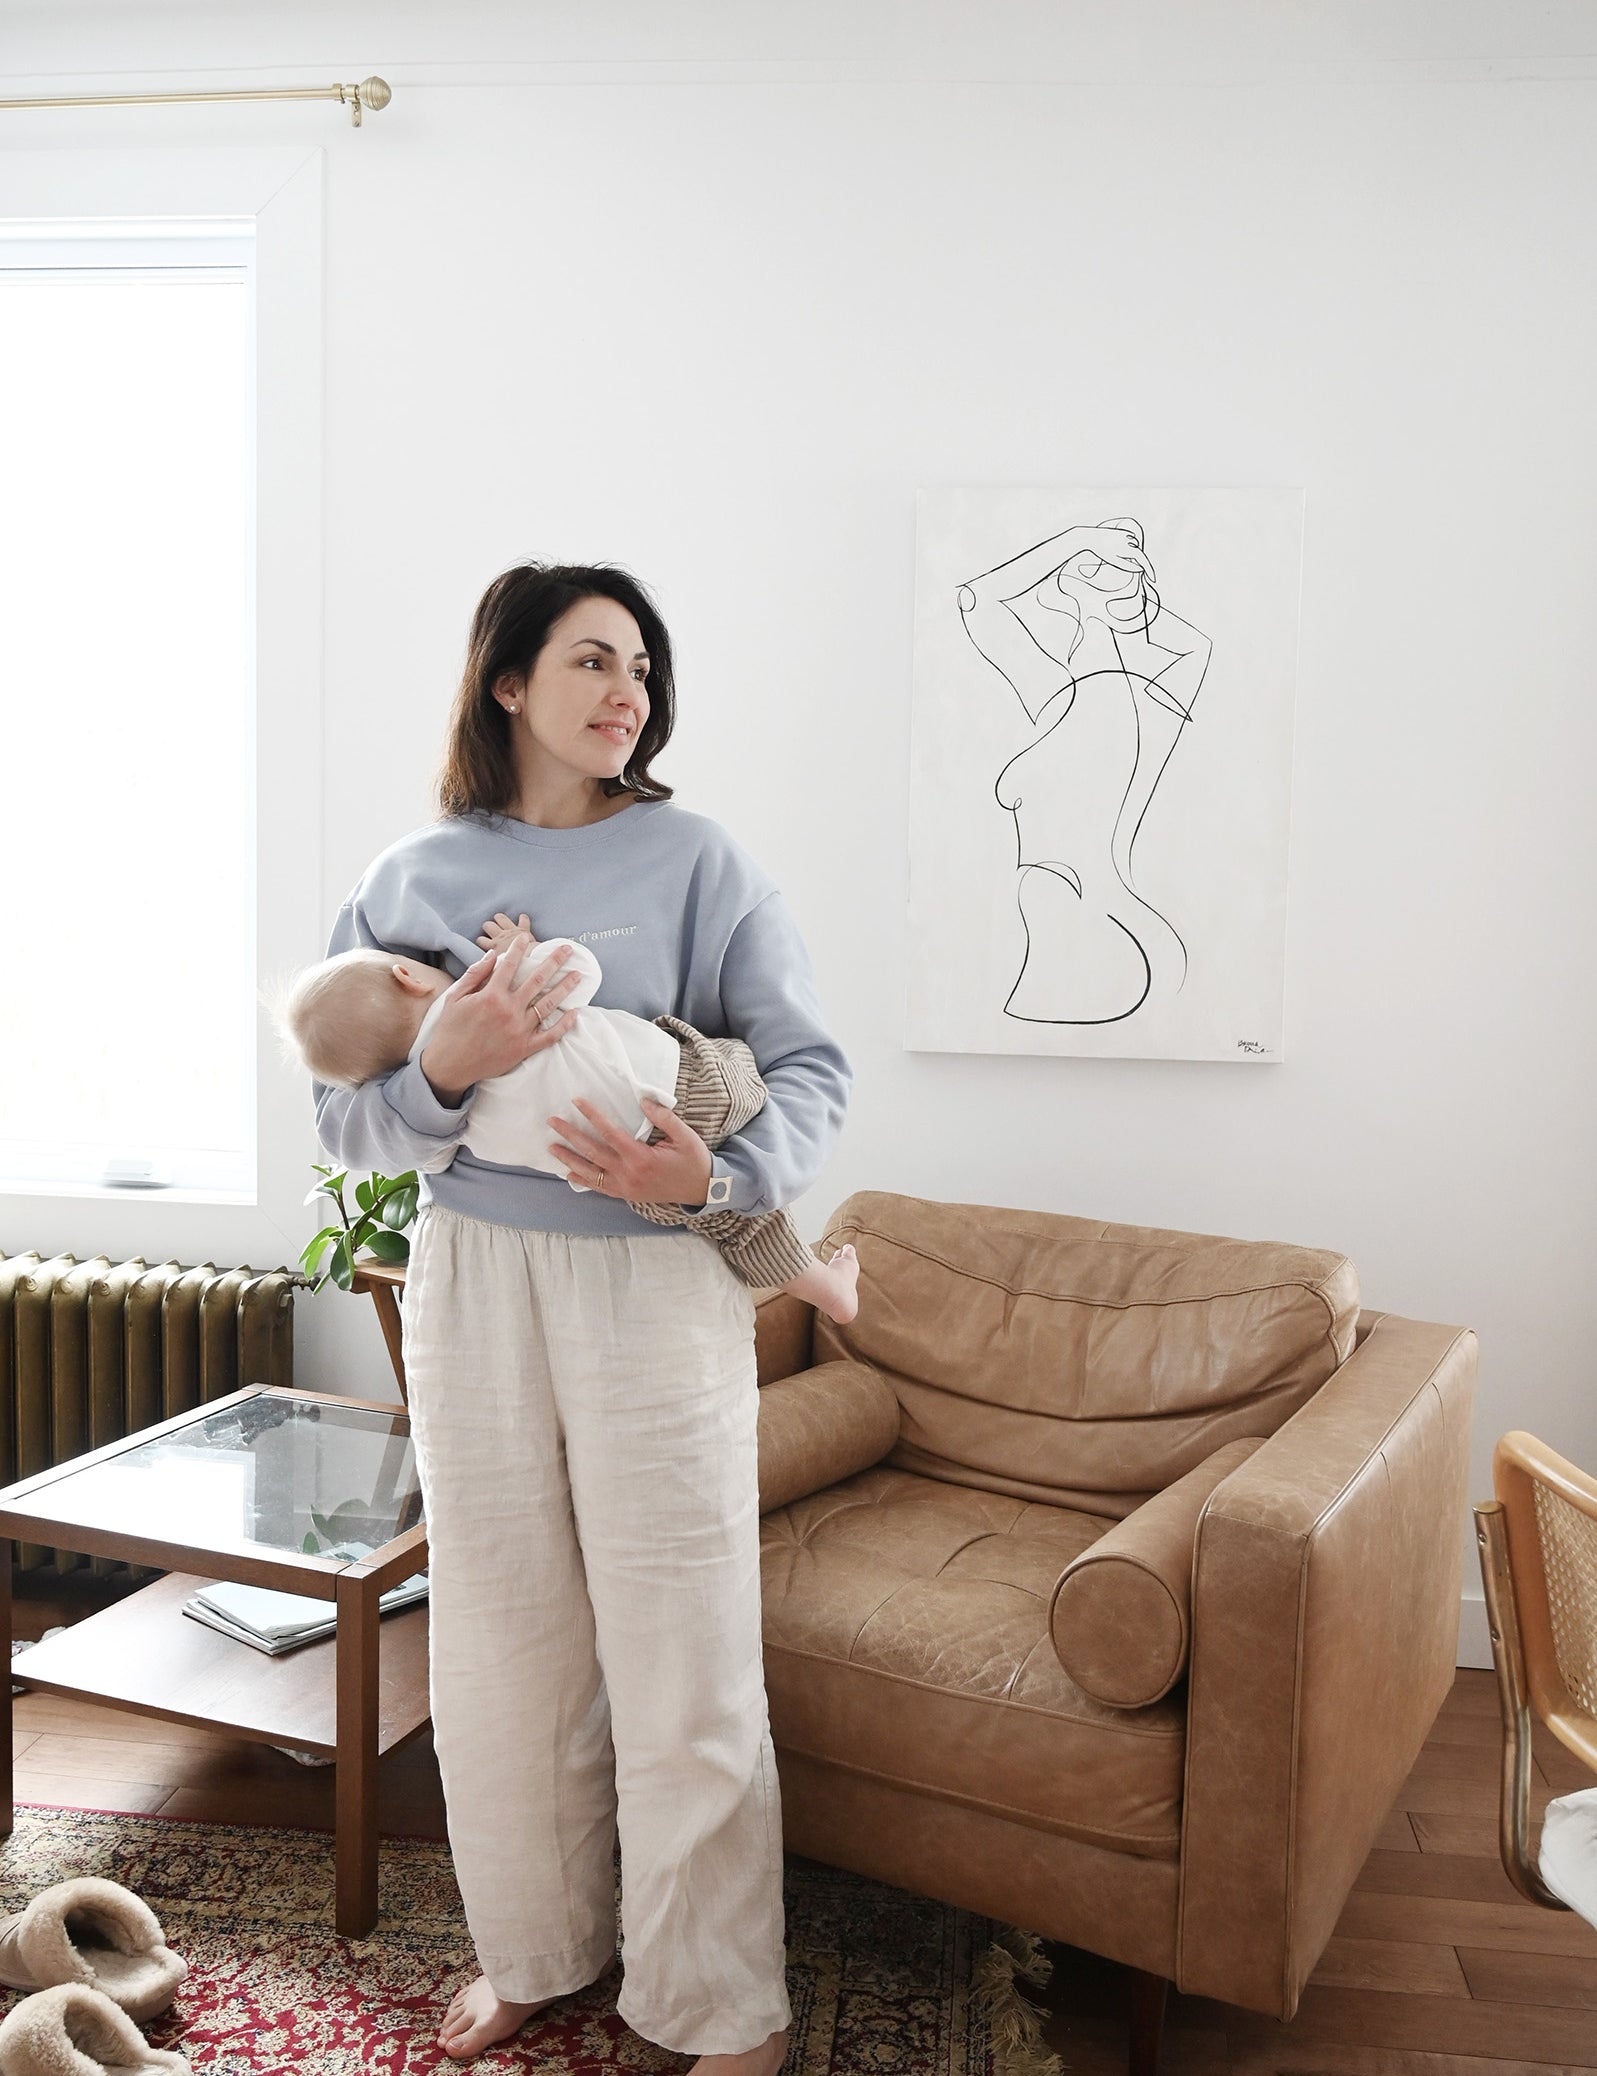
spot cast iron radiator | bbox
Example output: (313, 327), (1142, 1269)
(0, 1251), (301, 1573)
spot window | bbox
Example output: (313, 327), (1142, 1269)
(0, 224), (255, 1197)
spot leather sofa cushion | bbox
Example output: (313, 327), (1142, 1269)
(813, 1191), (1359, 1516)
(758, 1360), (901, 1513)
(754, 1288), (815, 1386)
(761, 1465), (1186, 1859)
(1050, 1437), (1265, 1707)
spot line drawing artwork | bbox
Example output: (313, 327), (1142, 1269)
(957, 518), (1212, 1026)
(908, 485), (1301, 1063)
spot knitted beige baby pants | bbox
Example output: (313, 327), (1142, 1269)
(401, 1205), (791, 2055)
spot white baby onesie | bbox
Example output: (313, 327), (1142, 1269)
(408, 938), (681, 1188)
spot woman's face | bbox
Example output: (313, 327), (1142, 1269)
(498, 594), (651, 785)
(1051, 555), (1149, 629)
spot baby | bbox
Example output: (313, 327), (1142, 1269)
(285, 913), (860, 1324)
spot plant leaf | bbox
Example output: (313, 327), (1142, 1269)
(380, 1185), (419, 1231)
(354, 1176), (375, 1214)
(361, 1227), (410, 1264)
(302, 1530), (321, 1554)
(298, 1224), (341, 1269)
(329, 1234), (356, 1292)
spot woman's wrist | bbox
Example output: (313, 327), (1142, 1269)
(420, 1044), (470, 1110)
(677, 1143), (715, 1208)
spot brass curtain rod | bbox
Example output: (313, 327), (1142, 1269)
(0, 77), (392, 127)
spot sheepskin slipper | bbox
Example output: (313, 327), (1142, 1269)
(0, 1883), (186, 2022)
(0, 1984), (190, 2075)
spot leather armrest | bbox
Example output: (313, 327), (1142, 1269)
(757, 1359), (901, 1514)
(1178, 1315), (1477, 2018)
(1050, 1438), (1265, 1707)
(754, 1287), (815, 1386)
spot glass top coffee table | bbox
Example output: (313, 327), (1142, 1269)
(0, 1386), (429, 1936)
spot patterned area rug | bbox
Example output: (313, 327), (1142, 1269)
(0, 1808), (1060, 2075)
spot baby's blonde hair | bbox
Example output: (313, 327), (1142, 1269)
(279, 949), (424, 1088)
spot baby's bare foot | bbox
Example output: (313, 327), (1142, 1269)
(784, 1243), (859, 1325)
(438, 1976), (552, 2059)
(689, 2027), (790, 2076)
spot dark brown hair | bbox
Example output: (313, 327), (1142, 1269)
(437, 562), (676, 818)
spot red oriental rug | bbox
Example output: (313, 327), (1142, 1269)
(0, 1808), (1061, 2076)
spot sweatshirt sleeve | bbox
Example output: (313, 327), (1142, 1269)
(675, 889), (851, 1221)
(311, 897), (480, 1174)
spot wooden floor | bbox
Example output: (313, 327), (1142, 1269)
(1033, 1670), (1597, 2075)
(9, 1583), (1595, 2072)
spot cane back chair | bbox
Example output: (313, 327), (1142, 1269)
(1475, 1430), (1597, 1907)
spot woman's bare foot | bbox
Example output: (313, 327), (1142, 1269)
(783, 1243), (859, 1325)
(688, 2027), (790, 2076)
(438, 1977), (554, 2059)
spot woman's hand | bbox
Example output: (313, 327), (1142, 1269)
(420, 933), (582, 1107)
(1066, 520), (1154, 580)
(548, 1097), (715, 1207)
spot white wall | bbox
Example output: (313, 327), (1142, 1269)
(6, 2), (1596, 1657)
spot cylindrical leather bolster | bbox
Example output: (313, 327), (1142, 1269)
(757, 1360), (901, 1514)
(1049, 1437), (1265, 1707)
(754, 1288), (816, 1386)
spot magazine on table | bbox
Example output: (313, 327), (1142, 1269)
(180, 1573), (429, 1656)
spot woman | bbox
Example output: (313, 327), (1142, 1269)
(313, 562), (851, 2069)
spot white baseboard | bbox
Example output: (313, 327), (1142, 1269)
(1458, 1586), (1493, 1670)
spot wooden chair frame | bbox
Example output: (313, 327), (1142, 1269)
(1475, 1429), (1597, 1908)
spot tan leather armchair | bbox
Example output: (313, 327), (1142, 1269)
(754, 1192), (1476, 2073)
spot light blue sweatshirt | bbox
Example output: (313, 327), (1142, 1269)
(313, 800), (852, 1236)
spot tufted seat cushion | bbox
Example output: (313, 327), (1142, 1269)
(761, 1464), (1187, 1859)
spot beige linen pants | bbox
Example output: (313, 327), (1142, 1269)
(402, 1206), (791, 2055)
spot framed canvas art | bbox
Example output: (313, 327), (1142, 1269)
(907, 486), (1304, 1062)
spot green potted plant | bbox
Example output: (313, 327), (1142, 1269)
(299, 1164), (420, 1292)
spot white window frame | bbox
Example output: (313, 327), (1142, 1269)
(0, 222), (258, 1199)
(0, 149), (323, 1276)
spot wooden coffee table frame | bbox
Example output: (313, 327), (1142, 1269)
(0, 1385), (430, 1937)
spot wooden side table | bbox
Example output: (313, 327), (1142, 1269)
(352, 1262), (409, 1403)
(0, 1386), (428, 1936)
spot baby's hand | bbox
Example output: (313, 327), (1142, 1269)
(477, 911), (537, 954)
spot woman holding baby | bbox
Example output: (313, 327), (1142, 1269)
(309, 564), (851, 2069)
